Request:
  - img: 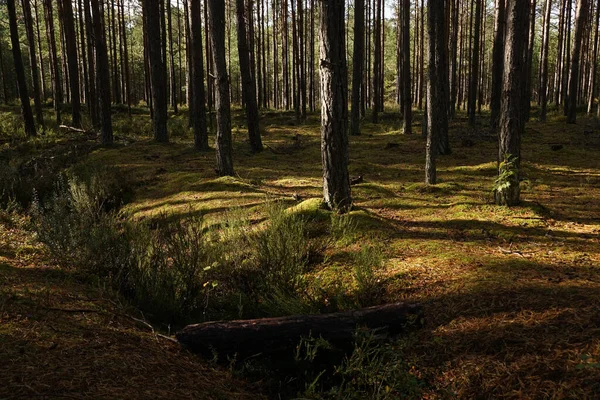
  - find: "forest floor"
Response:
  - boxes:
[2,106,600,398]
[0,214,264,399]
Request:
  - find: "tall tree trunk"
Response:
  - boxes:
[320,0,351,212]
[563,0,572,113]
[143,0,169,142]
[567,0,590,123]
[449,0,459,118]
[236,0,263,152]
[22,0,44,128]
[77,0,88,108]
[297,0,306,118]
[496,0,530,206]
[372,0,381,122]
[190,0,208,150]
[60,0,82,127]
[207,0,234,176]
[0,39,7,103]
[402,0,412,134]
[91,0,113,144]
[490,0,506,128]
[426,0,450,185]
[167,0,178,113]
[468,0,481,125]
[351,0,365,135]
[121,0,131,114]
[539,0,552,121]
[33,0,47,100]
[44,0,63,124]
[7,0,37,136]
[524,0,536,121]
[588,0,600,114]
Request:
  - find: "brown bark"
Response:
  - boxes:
[426,0,450,185]
[91,0,113,145]
[22,0,44,128]
[7,0,37,137]
[540,0,552,121]
[60,0,82,127]
[351,0,365,136]
[567,0,590,123]
[177,302,422,357]
[402,0,412,134]
[143,0,169,142]
[44,0,63,124]
[207,0,234,176]
[320,0,351,212]
[496,0,530,206]
[236,0,263,153]
[468,0,481,126]
[190,0,208,150]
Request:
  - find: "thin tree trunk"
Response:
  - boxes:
[33,0,47,100]
[83,0,97,125]
[567,0,590,123]
[320,0,351,213]
[7,0,37,136]
[540,0,552,121]
[190,0,208,150]
[372,0,381,122]
[21,0,44,128]
[143,0,169,142]
[490,0,506,128]
[45,0,63,124]
[236,0,263,152]
[588,0,600,114]
[207,0,234,176]
[167,0,178,113]
[60,0,82,127]
[402,0,412,134]
[468,0,481,125]
[426,0,450,185]
[91,0,113,144]
[351,0,365,135]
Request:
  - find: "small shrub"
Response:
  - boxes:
[253,202,311,294]
[297,332,422,399]
[353,246,384,307]
[330,213,358,245]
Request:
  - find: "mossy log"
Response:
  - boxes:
[176,302,422,357]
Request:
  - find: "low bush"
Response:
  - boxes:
[32,173,316,324]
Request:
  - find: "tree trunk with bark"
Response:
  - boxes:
[490,0,506,128]
[91,0,113,144]
[7,0,37,137]
[402,0,412,134]
[468,0,481,126]
[567,0,590,123]
[236,0,263,152]
[320,0,351,212]
[351,0,365,136]
[143,0,169,142]
[190,0,208,150]
[177,303,422,357]
[207,0,234,176]
[496,0,530,206]
[21,0,44,128]
[60,0,82,128]
[426,0,450,185]
[44,0,63,124]
[539,0,552,121]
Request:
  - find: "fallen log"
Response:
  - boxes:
[177,302,422,357]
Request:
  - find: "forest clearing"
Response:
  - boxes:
[2,106,599,398]
[2,0,600,398]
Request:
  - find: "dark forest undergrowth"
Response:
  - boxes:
[2,105,600,399]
